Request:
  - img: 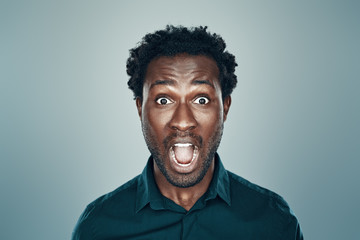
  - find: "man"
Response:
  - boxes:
[73,25,303,239]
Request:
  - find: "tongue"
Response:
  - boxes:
[173,145,194,164]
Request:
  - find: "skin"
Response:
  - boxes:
[136,54,231,211]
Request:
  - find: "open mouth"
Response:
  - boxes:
[170,143,198,167]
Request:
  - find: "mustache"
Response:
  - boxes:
[163,132,203,149]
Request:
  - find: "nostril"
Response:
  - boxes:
[188,126,196,130]
[170,123,196,131]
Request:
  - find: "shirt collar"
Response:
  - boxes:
[135,157,165,213]
[135,153,231,213]
[205,153,231,206]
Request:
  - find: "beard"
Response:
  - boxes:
[142,123,224,188]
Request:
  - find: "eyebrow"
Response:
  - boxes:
[192,79,215,89]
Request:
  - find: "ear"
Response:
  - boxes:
[136,97,143,120]
[223,95,231,122]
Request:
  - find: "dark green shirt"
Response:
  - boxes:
[73,154,303,239]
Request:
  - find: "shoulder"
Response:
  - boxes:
[228,171,290,211]
[227,171,301,234]
[72,175,140,239]
[92,175,139,211]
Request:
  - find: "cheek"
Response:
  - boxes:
[143,107,170,135]
[196,105,223,126]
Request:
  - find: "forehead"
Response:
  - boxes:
[145,54,219,82]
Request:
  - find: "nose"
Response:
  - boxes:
[169,102,197,131]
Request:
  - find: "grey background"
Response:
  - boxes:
[1,0,359,239]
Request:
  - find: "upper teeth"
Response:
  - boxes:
[174,143,192,147]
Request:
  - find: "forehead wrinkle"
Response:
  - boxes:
[149,79,177,89]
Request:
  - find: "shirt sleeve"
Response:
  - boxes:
[72,205,95,240]
[275,196,304,240]
[284,211,304,240]
[295,220,304,240]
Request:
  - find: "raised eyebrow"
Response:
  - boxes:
[192,79,215,89]
[149,80,176,89]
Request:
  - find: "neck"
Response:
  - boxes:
[153,159,215,211]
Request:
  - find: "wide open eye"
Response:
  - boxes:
[193,96,210,105]
[156,97,173,105]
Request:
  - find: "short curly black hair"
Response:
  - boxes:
[126,25,238,100]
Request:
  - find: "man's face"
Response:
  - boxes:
[136,54,231,188]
